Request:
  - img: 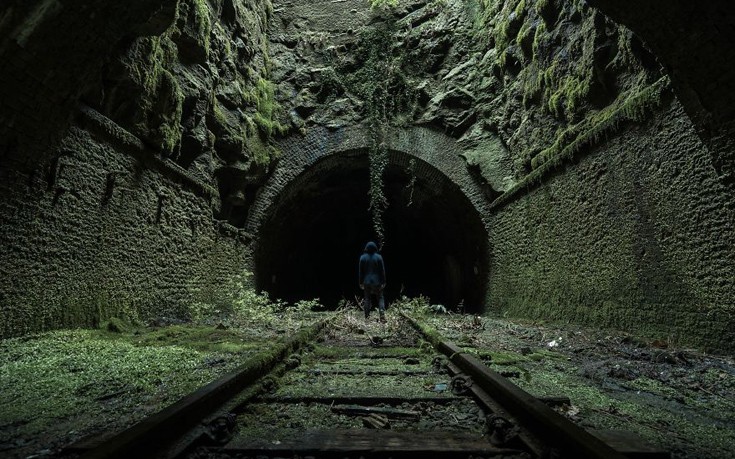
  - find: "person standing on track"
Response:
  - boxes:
[359,241,386,322]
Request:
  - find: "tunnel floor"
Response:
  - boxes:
[254,153,489,311]
[1,308,733,459]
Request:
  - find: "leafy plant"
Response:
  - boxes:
[392,295,433,316]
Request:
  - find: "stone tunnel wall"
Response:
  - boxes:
[0,0,275,337]
[488,97,735,353]
[0,111,250,338]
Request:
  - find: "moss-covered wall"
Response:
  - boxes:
[585,0,735,200]
[466,0,735,352]
[488,97,735,352]
[0,0,283,337]
[0,123,251,337]
[95,0,287,226]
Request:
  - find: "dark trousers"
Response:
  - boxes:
[363,284,385,317]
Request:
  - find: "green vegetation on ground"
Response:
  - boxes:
[0,326,251,442]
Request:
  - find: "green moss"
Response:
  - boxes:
[493,10,512,52]
[611,27,636,69]
[514,0,528,20]
[246,135,280,166]
[516,361,735,458]
[214,22,232,59]
[516,18,533,54]
[541,57,559,87]
[191,0,212,56]
[125,35,183,154]
[565,78,587,116]
[125,324,258,354]
[531,19,547,58]
[532,76,669,169]
[491,76,670,209]
[547,85,564,117]
[558,74,592,120]
[211,78,285,167]
[234,77,287,165]
[484,0,529,54]
[249,78,288,138]
[213,98,229,125]
[157,69,185,153]
[0,328,241,439]
[0,316,329,451]
[518,60,543,106]
[539,52,593,121]
[402,313,444,348]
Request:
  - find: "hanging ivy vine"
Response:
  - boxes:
[405,158,417,207]
[328,12,420,247]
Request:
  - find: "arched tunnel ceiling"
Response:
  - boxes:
[246,125,493,234]
[250,125,491,310]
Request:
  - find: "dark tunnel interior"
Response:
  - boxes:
[254,151,489,312]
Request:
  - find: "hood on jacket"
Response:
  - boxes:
[364,241,379,254]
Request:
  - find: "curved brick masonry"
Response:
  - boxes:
[245,124,492,237]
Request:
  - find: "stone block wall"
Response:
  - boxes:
[488,98,735,352]
[0,119,249,338]
[0,0,274,337]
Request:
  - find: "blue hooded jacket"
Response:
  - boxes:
[359,241,386,286]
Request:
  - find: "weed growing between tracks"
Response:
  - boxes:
[234,302,488,447]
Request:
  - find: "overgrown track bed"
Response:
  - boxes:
[67,311,669,459]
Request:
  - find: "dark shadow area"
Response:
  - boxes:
[255,151,489,312]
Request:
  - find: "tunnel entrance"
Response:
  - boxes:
[254,150,489,312]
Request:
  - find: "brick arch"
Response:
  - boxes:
[245,124,492,236]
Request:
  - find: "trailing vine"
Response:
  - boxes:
[406,158,417,207]
[328,9,419,247]
[369,139,389,246]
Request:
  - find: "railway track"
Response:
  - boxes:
[64,310,670,459]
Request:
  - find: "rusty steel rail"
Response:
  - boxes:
[77,316,333,459]
[403,312,630,459]
[68,312,664,459]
